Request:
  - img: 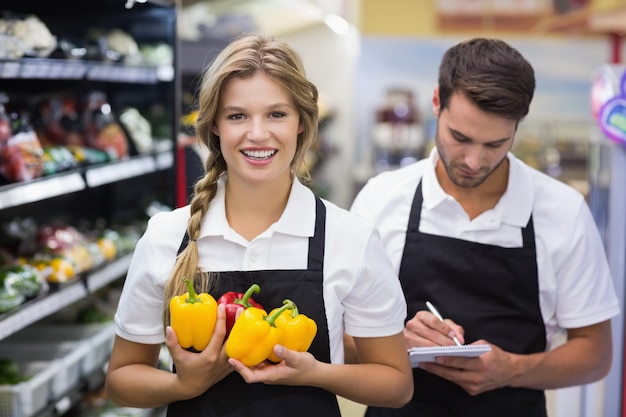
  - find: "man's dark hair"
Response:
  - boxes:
[438,38,535,122]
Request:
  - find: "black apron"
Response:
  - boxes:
[367,180,547,417]
[167,197,341,417]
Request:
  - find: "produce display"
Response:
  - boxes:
[0,11,174,186]
[0,219,141,314]
[0,90,130,185]
[24,224,127,283]
[0,6,177,417]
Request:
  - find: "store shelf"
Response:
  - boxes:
[85,254,133,293]
[85,155,157,188]
[0,59,174,84]
[588,6,626,32]
[28,367,160,417]
[0,1,178,415]
[83,149,173,187]
[434,0,553,32]
[0,172,85,210]
[0,254,132,340]
[535,4,626,33]
[0,150,173,210]
[88,63,174,83]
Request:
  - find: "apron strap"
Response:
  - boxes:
[308,197,326,272]
[521,215,535,249]
[406,181,424,233]
[177,230,190,256]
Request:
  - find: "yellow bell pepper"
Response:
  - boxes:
[268,299,317,363]
[169,278,218,352]
[224,302,293,367]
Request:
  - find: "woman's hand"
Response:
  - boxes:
[165,303,234,399]
[228,344,319,386]
[230,334,414,409]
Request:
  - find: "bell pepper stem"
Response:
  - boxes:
[266,299,295,326]
[184,278,201,304]
[235,283,261,307]
[282,299,300,318]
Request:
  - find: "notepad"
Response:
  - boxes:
[408,344,491,367]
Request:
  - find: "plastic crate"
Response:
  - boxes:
[0,339,87,400]
[0,322,115,377]
[81,323,115,375]
[0,359,59,417]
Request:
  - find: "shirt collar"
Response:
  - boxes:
[199,177,229,238]
[421,147,449,210]
[422,148,533,227]
[274,178,316,237]
[199,177,315,239]
[498,152,533,227]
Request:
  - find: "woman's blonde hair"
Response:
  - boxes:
[162,33,319,328]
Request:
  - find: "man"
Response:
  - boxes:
[350,38,620,417]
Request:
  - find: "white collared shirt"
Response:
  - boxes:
[114,178,407,363]
[351,149,620,348]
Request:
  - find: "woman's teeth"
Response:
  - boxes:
[242,150,276,159]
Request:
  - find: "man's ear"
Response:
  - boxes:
[432,87,441,118]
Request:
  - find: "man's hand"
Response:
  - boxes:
[418,341,514,396]
[404,310,465,348]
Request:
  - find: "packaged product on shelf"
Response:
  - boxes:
[0,14,57,58]
[105,28,142,64]
[32,96,112,171]
[41,145,80,176]
[0,94,44,183]
[34,96,85,147]
[36,224,92,278]
[82,91,129,160]
[84,27,141,64]
[119,107,154,154]
[0,263,48,313]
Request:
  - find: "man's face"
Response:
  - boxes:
[433,90,517,188]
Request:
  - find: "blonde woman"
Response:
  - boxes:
[105,33,412,417]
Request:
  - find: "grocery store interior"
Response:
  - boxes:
[1,0,626,416]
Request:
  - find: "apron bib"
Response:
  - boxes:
[367,181,547,417]
[167,198,341,417]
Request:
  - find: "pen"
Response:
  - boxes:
[426,301,462,346]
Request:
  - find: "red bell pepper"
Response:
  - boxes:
[218,283,263,337]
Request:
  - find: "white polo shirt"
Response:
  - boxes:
[351,149,620,348]
[114,178,407,363]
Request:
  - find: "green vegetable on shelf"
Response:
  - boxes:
[0,264,45,298]
[0,359,23,385]
[0,291,24,314]
[0,264,47,313]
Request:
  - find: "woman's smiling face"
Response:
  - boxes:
[212,71,302,188]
